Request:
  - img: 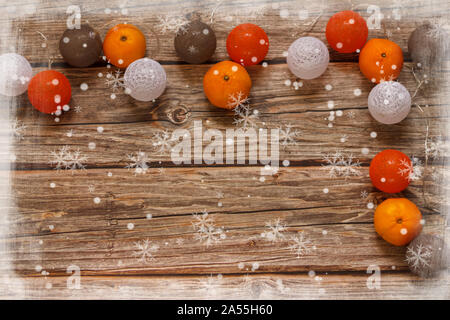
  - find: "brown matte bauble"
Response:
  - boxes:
[174,20,216,64]
[405,234,448,278]
[408,22,449,71]
[59,24,103,67]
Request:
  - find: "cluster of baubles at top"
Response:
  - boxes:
[0,11,447,125]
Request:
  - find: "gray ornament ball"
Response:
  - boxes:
[59,24,103,67]
[174,20,216,64]
[124,58,167,102]
[368,81,411,124]
[406,234,448,278]
[287,36,329,80]
[0,53,32,96]
[408,22,449,71]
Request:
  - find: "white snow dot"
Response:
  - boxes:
[80,83,88,91]
[52,79,59,86]
[391,64,397,70]
[97,126,104,133]
[322,230,328,235]
[371,78,377,83]
[259,177,266,183]
[50,183,56,188]
[118,59,124,65]
[202,28,209,35]
[349,19,355,24]
[63,37,70,43]
[367,202,374,209]
[262,62,268,67]
[35,265,42,272]
[54,95,61,103]
[213,70,219,75]
[400,228,407,235]
[308,270,315,277]
[353,88,361,96]
[282,160,290,167]
[94,197,101,204]
[251,56,258,63]
[231,66,238,72]
[146,213,152,219]
[238,262,245,269]
[336,110,343,117]
[381,177,386,183]
[110,93,116,100]
[327,100,334,109]
[88,142,96,150]
[370,131,377,138]
[361,147,369,155]
[282,51,288,57]
[259,39,265,45]
[325,84,333,91]
[336,42,343,49]
[97,72,103,77]
[107,172,113,177]
[127,223,134,230]
[284,79,292,86]
[323,188,329,194]
[420,219,425,225]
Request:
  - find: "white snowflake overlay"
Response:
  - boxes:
[133,239,159,263]
[105,69,125,92]
[192,211,226,247]
[426,137,448,160]
[322,151,361,178]
[50,146,87,173]
[125,151,150,175]
[398,156,423,182]
[157,14,189,34]
[152,130,176,154]
[279,124,301,148]
[11,118,27,140]
[406,243,432,272]
[261,218,287,242]
[288,233,315,258]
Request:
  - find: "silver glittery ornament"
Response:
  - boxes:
[287,36,329,80]
[0,53,32,97]
[368,81,411,124]
[124,58,167,102]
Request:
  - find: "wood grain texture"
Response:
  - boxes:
[0,0,449,299]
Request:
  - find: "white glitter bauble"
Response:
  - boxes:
[368,81,411,124]
[0,53,32,96]
[124,58,167,102]
[287,36,329,80]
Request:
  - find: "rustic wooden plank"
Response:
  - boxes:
[1,273,449,300]
[0,0,448,299]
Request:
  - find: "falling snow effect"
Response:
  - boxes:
[133,239,159,263]
[105,69,125,92]
[152,130,176,154]
[233,108,259,130]
[405,243,432,272]
[279,124,300,148]
[322,151,361,178]
[157,14,189,34]
[288,233,315,258]
[50,146,87,173]
[426,137,448,160]
[228,91,249,111]
[261,218,287,242]
[192,211,225,247]
[125,151,150,175]
[398,156,423,182]
[11,118,27,140]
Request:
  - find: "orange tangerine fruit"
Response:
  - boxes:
[203,61,252,110]
[359,38,403,83]
[103,24,146,68]
[374,198,423,246]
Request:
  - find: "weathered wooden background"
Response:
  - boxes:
[0,0,449,299]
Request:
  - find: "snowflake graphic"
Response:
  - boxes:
[74,106,82,113]
[133,239,159,264]
[426,137,448,160]
[261,218,286,243]
[105,69,125,92]
[187,45,198,54]
[322,151,361,178]
[50,146,87,173]
[288,233,315,258]
[233,108,259,130]
[11,118,27,140]
[360,190,369,199]
[200,274,222,296]
[125,151,150,175]
[346,111,356,119]
[398,156,423,182]
[157,14,189,34]
[279,124,300,148]
[228,91,249,110]
[152,130,176,154]
[192,211,225,247]
[405,243,432,272]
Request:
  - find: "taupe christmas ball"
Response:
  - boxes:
[59,24,103,67]
[174,20,216,64]
[408,22,449,71]
[406,234,447,278]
